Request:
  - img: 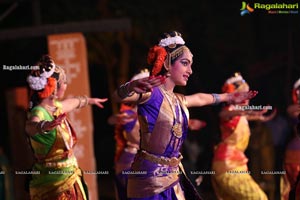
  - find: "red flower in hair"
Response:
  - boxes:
[38,77,57,99]
[222,83,236,93]
[147,45,167,76]
[292,89,299,104]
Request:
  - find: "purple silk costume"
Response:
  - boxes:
[114,109,140,200]
[127,86,189,200]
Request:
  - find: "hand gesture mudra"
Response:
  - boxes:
[42,113,66,132]
[89,98,108,108]
[130,75,167,93]
[247,108,277,122]
[229,91,258,104]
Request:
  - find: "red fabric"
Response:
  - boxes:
[292,89,299,104]
[114,104,134,161]
[214,143,247,162]
[221,114,240,140]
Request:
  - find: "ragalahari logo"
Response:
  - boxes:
[240,2,254,16]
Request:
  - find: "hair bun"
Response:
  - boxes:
[37,55,55,74]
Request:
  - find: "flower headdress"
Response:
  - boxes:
[159,35,185,48]
[27,55,58,99]
[147,33,186,76]
[147,45,168,76]
[292,78,300,104]
[130,68,150,81]
[294,78,300,90]
[222,72,248,93]
[27,63,55,91]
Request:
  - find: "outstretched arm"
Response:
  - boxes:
[246,108,277,122]
[112,75,166,103]
[25,113,66,136]
[61,96,108,113]
[219,107,277,122]
[219,109,246,120]
[185,91,258,108]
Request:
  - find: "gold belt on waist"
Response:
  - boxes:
[139,150,183,167]
[44,156,78,168]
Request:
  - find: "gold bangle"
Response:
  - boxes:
[75,95,89,109]
[83,95,89,107]
[36,121,47,133]
[76,96,82,109]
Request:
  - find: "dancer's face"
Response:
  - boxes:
[169,49,193,86]
[57,72,67,99]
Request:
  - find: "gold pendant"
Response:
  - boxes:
[172,122,182,138]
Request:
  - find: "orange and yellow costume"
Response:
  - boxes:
[212,73,268,200]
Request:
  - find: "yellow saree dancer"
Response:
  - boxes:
[28,101,88,200]
[212,73,268,200]
[212,113,268,200]
[25,55,107,200]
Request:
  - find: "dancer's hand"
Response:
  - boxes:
[89,98,108,108]
[42,113,66,132]
[246,108,277,122]
[188,119,207,131]
[195,175,203,186]
[129,75,166,93]
[229,90,258,104]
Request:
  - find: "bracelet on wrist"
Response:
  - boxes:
[75,95,89,109]
[37,121,49,134]
[124,82,135,97]
[212,93,221,105]
[117,82,135,99]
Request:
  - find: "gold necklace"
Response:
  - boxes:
[43,103,57,113]
[160,86,183,138]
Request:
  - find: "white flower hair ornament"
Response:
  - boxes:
[130,69,150,81]
[27,64,55,91]
[159,35,185,47]
[225,73,245,84]
[294,78,300,89]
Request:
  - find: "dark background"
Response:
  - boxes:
[0,0,299,199]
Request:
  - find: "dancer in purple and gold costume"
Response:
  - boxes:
[108,69,149,200]
[211,72,276,200]
[112,31,257,200]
